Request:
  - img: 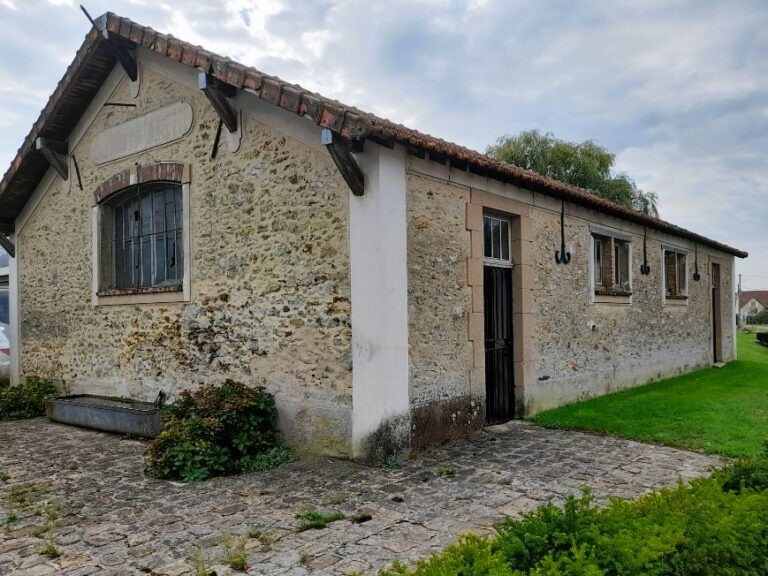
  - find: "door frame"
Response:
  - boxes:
[711,262,723,363]
[466,190,533,419]
[482,213,515,423]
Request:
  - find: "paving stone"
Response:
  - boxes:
[0,419,721,575]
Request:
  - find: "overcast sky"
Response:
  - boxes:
[1,0,766,288]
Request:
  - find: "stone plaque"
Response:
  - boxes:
[91,101,193,164]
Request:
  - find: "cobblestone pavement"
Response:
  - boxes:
[0,418,721,576]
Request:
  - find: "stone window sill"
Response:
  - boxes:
[594,293,632,305]
[97,285,182,297]
[95,284,186,306]
[664,295,689,307]
[595,288,632,297]
[594,288,632,305]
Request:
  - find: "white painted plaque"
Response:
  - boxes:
[91,101,193,164]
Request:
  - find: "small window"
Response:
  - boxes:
[100,182,183,291]
[0,248,8,269]
[483,214,511,264]
[592,233,631,296]
[664,250,688,298]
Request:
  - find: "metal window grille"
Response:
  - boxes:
[102,182,183,290]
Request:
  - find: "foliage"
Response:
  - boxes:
[752,308,768,325]
[239,446,296,472]
[487,130,659,215]
[383,457,768,576]
[222,531,248,571]
[0,377,57,421]
[190,547,215,576]
[532,332,768,457]
[145,380,281,482]
[295,510,345,532]
[381,458,406,470]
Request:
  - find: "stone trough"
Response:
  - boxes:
[45,395,162,438]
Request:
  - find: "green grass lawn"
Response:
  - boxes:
[531,331,768,457]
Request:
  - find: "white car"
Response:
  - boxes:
[0,324,9,358]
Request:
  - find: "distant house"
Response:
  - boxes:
[739,291,768,324]
[0,13,747,459]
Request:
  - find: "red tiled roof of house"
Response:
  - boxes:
[739,290,768,308]
[0,12,748,258]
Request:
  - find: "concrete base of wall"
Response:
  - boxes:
[523,352,713,415]
[353,411,411,465]
[411,395,485,450]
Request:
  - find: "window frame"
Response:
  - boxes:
[483,213,513,268]
[589,227,633,304]
[662,246,689,305]
[100,182,184,292]
[92,168,191,307]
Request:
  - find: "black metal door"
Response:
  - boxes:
[484,265,514,423]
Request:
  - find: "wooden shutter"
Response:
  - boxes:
[601,237,614,289]
[665,251,677,295]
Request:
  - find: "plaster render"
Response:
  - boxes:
[350,143,410,460]
[16,52,353,455]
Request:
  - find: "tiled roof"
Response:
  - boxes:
[739,290,768,308]
[0,12,748,258]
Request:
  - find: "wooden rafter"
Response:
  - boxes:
[83,7,138,82]
[35,137,68,181]
[198,72,238,133]
[321,129,364,197]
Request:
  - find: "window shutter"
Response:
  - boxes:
[619,242,630,289]
[601,238,614,288]
[665,251,677,295]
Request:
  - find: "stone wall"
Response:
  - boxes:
[404,158,736,426]
[526,198,734,412]
[17,55,352,455]
[405,173,482,448]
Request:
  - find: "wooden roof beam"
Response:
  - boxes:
[85,8,138,82]
[321,129,364,197]
[199,72,238,133]
[35,138,68,181]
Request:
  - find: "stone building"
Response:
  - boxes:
[0,13,746,459]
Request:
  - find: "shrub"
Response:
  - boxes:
[383,457,768,576]
[145,380,282,482]
[0,377,57,421]
[240,446,296,472]
[753,309,768,325]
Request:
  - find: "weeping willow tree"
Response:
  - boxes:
[487,130,659,217]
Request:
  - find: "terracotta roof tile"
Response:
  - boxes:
[739,290,768,308]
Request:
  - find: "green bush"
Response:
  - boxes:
[753,309,768,325]
[383,458,768,576]
[145,380,283,482]
[0,377,57,421]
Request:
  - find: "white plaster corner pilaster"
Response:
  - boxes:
[349,142,410,458]
[9,233,19,386]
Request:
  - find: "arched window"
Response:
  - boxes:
[99,181,183,291]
